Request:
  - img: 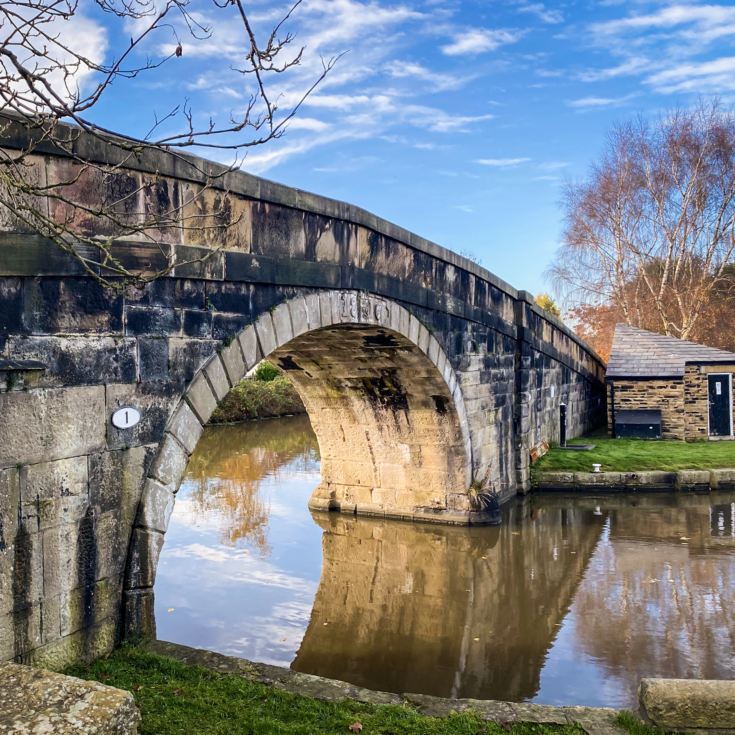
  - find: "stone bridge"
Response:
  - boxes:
[0,120,605,666]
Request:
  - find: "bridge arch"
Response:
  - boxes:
[123,290,476,636]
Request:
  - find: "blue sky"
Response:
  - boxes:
[73,0,735,296]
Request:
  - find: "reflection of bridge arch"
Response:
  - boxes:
[292,501,606,701]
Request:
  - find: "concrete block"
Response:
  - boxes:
[27,616,118,670]
[408,314,420,346]
[105,382,172,451]
[254,311,277,358]
[389,302,402,334]
[93,511,129,582]
[123,587,156,640]
[398,308,410,340]
[710,468,735,490]
[675,470,711,491]
[426,336,441,367]
[639,678,735,732]
[89,445,151,525]
[58,575,121,637]
[22,456,88,531]
[303,292,321,331]
[126,527,165,588]
[271,302,294,345]
[42,522,78,599]
[219,337,246,386]
[0,386,105,468]
[318,291,334,327]
[136,478,175,533]
[288,297,309,338]
[623,471,677,490]
[168,400,203,455]
[149,433,189,489]
[237,325,261,371]
[416,323,430,354]
[185,371,218,424]
[203,354,230,400]
[0,604,42,661]
[0,661,140,734]
[0,521,42,614]
[0,467,20,550]
[332,291,357,324]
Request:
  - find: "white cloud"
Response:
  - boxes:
[285,117,332,132]
[475,157,531,167]
[590,4,735,38]
[539,161,569,171]
[3,6,108,111]
[577,57,650,82]
[646,56,735,93]
[517,3,563,24]
[567,94,637,109]
[454,204,475,213]
[441,28,522,56]
[384,61,468,91]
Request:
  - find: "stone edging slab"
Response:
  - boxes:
[145,640,626,735]
[535,468,735,492]
[0,661,140,734]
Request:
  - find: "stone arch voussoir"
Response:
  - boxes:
[123,289,474,637]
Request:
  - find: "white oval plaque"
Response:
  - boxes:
[111,406,141,429]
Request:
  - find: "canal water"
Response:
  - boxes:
[154,416,735,709]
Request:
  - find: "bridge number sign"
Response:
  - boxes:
[111,406,142,429]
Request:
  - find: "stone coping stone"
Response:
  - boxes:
[535,469,735,492]
[0,662,140,734]
[146,640,625,735]
[639,678,735,733]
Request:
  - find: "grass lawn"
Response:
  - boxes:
[534,436,735,473]
[66,647,587,735]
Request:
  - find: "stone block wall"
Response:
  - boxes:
[608,364,735,441]
[607,378,686,439]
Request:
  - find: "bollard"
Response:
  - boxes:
[559,403,567,448]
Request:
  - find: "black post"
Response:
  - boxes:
[559,403,567,448]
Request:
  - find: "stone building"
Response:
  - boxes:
[607,325,735,441]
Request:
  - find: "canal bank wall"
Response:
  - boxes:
[144,640,626,735]
[535,468,735,493]
[143,640,735,735]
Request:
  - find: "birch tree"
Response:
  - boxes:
[551,101,735,342]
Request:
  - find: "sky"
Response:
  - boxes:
[42,0,735,297]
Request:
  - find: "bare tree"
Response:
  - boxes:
[0,0,337,287]
[551,101,735,343]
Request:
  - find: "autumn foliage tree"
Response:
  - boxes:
[550,102,735,358]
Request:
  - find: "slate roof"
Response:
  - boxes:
[607,324,735,378]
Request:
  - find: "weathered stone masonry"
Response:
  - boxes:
[0,119,605,667]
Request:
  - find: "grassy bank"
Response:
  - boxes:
[534,436,735,473]
[210,361,304,423]
[66,647,585,735]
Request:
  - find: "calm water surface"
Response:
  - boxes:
[155,416,735,709]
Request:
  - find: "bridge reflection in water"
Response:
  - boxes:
[154,418,735,708]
